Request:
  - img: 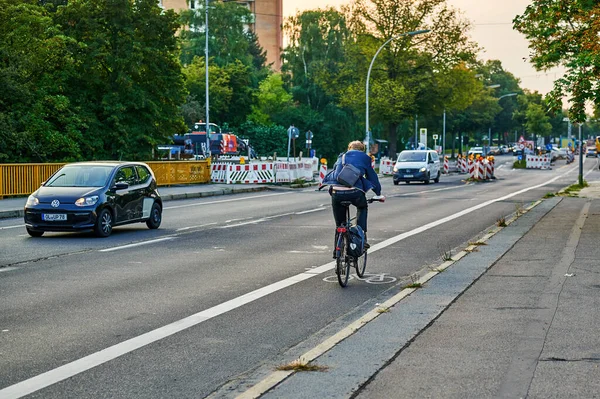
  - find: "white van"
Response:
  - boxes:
[393,150,441,185]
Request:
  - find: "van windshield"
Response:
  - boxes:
[397,152,426,162]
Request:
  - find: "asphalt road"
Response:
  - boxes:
[0,155,596,399]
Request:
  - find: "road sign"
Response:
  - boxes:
[288,126,299,139]
[519,143,525,150]
[306,130,313,140]
[432,134,438,140]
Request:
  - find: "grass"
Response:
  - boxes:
[276,360,328,372]
[376,307,391,314]
[468,241,487,246]
[561,181,589,197]
[515,203,525,216]
[497,216,507,227]
[513,159,527,169]
[403,283,422,289]
[543,192,556,198]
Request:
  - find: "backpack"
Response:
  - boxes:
[348,225,365,258]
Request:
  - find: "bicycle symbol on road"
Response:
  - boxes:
[323,272,397,284]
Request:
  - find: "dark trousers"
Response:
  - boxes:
[330,188,368,232]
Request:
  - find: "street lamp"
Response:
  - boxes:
[484,92,517,156]
[365,29,430,150]
[204,0,210,157]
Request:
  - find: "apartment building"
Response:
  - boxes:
[161,0,282,70]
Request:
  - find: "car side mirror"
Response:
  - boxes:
[113,182,129,190]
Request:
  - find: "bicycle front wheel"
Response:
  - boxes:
[355,250,367,278]
[336,234,351,287]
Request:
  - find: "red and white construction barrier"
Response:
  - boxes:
[228,163,275,184]
[443,156,449,174]
[379,157,394,175]
[526,155,551,169]
[319,164,327,185]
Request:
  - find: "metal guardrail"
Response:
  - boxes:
[0,161,211,197]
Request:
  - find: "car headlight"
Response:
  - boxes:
[393,167,398,172]
[75,196,99,207]
[26,195,39,206]
[419,167,427,173]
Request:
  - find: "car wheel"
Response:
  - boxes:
[405,181,410,184]
[393,181,399,185]
[146,202,162,229]
[434,171,440,183]
[26,227,44,237]
[424,173,430,184]
[94,208,113,237]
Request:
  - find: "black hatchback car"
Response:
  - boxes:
[24,161,162,237]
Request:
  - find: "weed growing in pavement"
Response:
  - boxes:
[515,203,525,216]
[497,216,507,227]
[376,307,391,314]
[561,181,589,197]
[276,360,328,372]
[468,241,487,246]
[438,244,453,262]
[543,192,556,198]
[404,283,423,289]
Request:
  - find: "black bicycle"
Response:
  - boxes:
[334,197,384,287]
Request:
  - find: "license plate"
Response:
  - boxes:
[43,214,67,221]
[404,174,413,178]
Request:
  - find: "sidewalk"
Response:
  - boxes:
[250,194,600,398]
[0,183,277,220]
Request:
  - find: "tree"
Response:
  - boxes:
[248,73,293,125]
[54,0,187,160]
[342,0,479,155]
[0,0,82,162]
[525,103,552,147]
[513,0,600,123]
[183,57,253,128]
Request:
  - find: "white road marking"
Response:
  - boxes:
[220,219,268,228]
[0,165,580,399]
[164,192,291,210]
[0,225,24,230]
[176,222,218,231]
[98,237,176,252]
[295,207,326,215]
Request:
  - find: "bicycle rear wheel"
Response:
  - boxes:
[355,250,367,278]
[336,234,351,287]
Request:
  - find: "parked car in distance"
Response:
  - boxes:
[467,147,484,157]
[24,161,162,237]
[586,147,597,157]
[500,145,510,154]
[488,146,501,155]
[393,150,441,185]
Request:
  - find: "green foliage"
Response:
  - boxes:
[51,0,187,160]
[0,1,82,162]
[525,103,552,138]
[248,74,293,125]
[514,1,600,123]
[237,121,288,157]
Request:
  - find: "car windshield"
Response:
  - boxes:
[397,152,426,162]
[45,165,113,187]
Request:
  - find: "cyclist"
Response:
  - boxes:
[322,140,384,256]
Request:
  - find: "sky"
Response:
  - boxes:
[282,0,564,97]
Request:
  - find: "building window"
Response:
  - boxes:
[190,0,196,9]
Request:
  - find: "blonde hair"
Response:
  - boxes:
[348,141,365,151]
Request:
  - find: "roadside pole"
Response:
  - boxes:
[579,124,583,186]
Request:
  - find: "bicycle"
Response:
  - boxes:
[334,197,384,287]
